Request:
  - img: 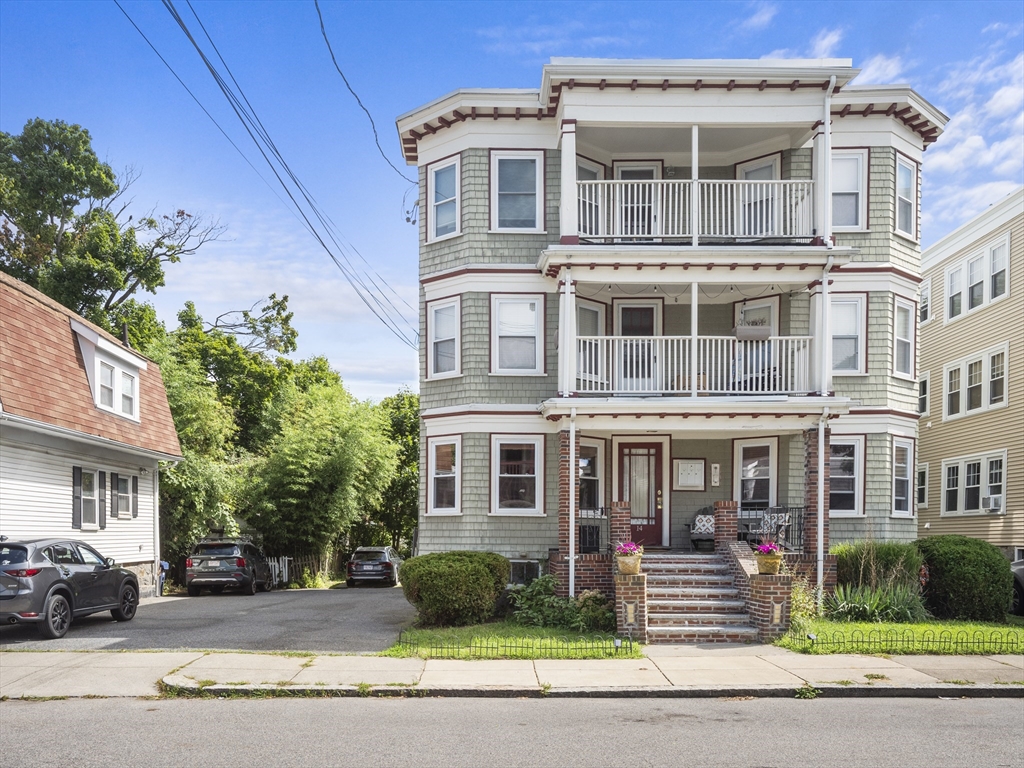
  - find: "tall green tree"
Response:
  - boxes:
[366,390,419,551]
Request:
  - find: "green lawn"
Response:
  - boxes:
[778,617,1024,655]
[382,621,643,660]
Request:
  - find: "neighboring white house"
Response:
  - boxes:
[0,271,182,596]
[398,57,947,613]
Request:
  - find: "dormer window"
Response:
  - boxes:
[96,356,138,418]
[71,319,146,422]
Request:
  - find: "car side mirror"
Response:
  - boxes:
[104,557,117,568]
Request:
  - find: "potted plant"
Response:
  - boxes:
[732,317,771,340]
[615,541,644,575]
[754,541,783,574]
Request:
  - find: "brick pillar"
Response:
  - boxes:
[555,429,582,597]
[803,426,831,558]
[747,573,793,642]
[610,501,631,548]
[713,500,738,551]
[614,573,648,643]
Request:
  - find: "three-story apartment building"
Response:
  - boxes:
[398,57,946,594]
[917,187,1023,561]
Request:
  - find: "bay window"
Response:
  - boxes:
[491,150,544,232]
[892,438,913,516]
[895,156,917,239]
[427,297,460,378]
[894,298,914,377]
[829,436,864,516]
[491,435,544,516]
[428,157,460,241]
[491,295,543,374]
[427,437,460,515]
[831,296,864,374]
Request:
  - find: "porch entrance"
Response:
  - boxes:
[618,441,664,546]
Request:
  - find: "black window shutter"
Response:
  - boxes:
[98,471,107,530]
[110,472,119,518]
[132,475,139,518]
[72,466,83,530]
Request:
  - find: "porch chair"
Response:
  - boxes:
[685,508,716,552]
[745,509,792,550]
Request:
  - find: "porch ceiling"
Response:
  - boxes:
[576,124,809,162]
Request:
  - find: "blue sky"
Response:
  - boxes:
[2,1,1021,399]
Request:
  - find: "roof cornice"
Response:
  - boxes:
[921,187,1024,270]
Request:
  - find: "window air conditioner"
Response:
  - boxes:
[982,495,1004,513]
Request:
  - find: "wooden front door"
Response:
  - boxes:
[619,442,664,546]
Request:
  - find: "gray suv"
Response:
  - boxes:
[185,537,272,596]
[0,538,139,639]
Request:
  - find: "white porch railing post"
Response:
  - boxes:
[560,120,578,242]
[691,125,699,247]
[690,282,699,396]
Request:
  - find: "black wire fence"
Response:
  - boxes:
[395,631,636,660]
[802,628,1022,655]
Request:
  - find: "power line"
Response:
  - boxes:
[313,0,416,185]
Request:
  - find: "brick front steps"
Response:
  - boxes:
[641,553,758,644]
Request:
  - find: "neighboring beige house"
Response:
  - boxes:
[917,187,1024,561]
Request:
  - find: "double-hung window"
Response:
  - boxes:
[491,295,543,374]
[81,469,99,528]
[947,268,962,319]
[491,435,544,516]
[943,342,1009,420]
[427,297,460,378]
[115,475,131,516]
[829,436,864,516]
[491,150,544,232]
[895,156,917,239]
[968,255,985,311]
[832,150,867,230]
[990,240,1008,299]
[919,279,931,323]
[427,436,460,515]
[96,356,138,419]
[831,296,864,374]
[945,235,1011,322]
[892,438,913,517]
[427,157,460,241]
[918,372,930,416]
[916,463,929,508]
[894,298,914,378]
[942,451,1007,515]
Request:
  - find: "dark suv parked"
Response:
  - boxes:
[346,547,402,587]
[185,537,272,596]
[0,538,139,639]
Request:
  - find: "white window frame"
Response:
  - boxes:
[828,435,865,518]
[81,468,99,530]
[732,437,778,510]
[919,277,932,324]
[578,438,605,514]
[918,371,930,417]
[490,150,545,233]
[916,462,929,509]
[942,341,1010,421]
[427,436,461,516]
[894,155,918,240]
[427,296,461,380]
[736,155,780,180]
[941,449,1008,517]
[892,437,914,517]
[830,295,866,375]
[831,149,868,232]
[893,296,915,379]
[734,295,780,335]
[491,294,544,375]
[95,354,139,421]
[115,474,132,517]
[491,434,545,517]
[943,234,1011,325]
[426,156,461,243]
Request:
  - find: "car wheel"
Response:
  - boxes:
[112,583,139,622]
[389,573,399,587]
[245,577,258,596]
[346,579,356,588]
[1013,583,1023,616]
[210,586,224,594]
[38,593,71,639]
[187,585,201,597]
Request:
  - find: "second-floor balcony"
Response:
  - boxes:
[577,179,816,244]
[574,334,812,396]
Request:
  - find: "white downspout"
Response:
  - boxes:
[820,255,834,396]
[568,407,577,597]
[823,75,836,247]
[817,407,829,611]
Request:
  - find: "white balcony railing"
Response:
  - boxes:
[575,335,812,395]
[576,179,815,241]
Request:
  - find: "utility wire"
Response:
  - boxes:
[313,0,416,185]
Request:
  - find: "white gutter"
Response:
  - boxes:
[568,407,577,597]
[816,406,829,611]
[0,412,182,464]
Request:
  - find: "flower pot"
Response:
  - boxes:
[616,555,642,575]
[756,553,783,575]
[733,325,772,340]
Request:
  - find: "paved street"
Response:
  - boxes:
[0,586,416,652]
[0,697,1021,768]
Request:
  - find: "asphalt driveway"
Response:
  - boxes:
[0,585,417,653]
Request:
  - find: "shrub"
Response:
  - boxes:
[789,574,818,632]
[832,540,923,589]
[915,536,1013,622]
[824,583,929,623]
[400,551,509,626]
[298,567,327,589]
[508,575,615,632]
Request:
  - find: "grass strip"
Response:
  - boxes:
[778,618,1024,655]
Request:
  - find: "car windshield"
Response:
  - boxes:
[352,551,386,561]
[0,546,28,565]
[195,544,240,556]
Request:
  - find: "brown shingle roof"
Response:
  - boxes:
[0,271,182,458]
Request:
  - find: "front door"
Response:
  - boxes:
[619,442,664,546]
[616,303,659,392]
[615,164,660,237]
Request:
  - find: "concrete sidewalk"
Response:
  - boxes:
[1,646,1021,699]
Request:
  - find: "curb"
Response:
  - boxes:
[159,676,1024,700]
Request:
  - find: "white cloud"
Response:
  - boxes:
[477,21,636,57]
[854,54,905,85]
[810,28,843,58]
[740,2,777,32]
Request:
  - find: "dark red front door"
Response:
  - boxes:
[619,442,663,546]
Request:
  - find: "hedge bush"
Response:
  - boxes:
[915,535,1013,622]
[508,575,616,632]
[400,551,510,626]
[832,540,923,589]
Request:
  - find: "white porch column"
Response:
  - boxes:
[690,125,699,247]
[558,271,570,395]
[690,281,699,396]
[560,120,579,244]
[567,267,577,395]
[823,76,836,244]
